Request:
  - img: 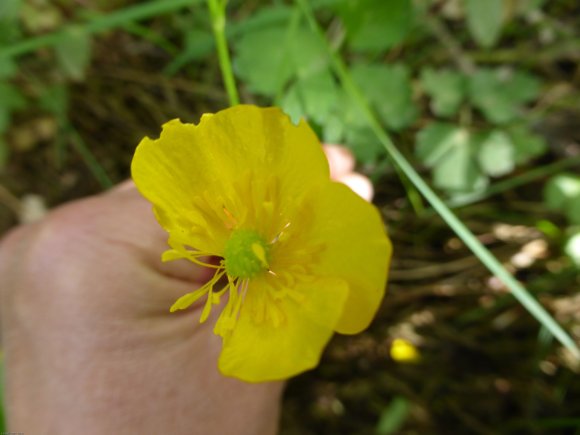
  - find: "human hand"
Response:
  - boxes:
[0,145,369,433]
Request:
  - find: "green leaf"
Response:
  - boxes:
[416,122,462,167]
[433,136,485,194]
[0,56,18,79]
[351,62,416,131]
[337,0,413,53]
[477,130,515,177]
[465,0,504,48]
[376,396,411,435]
[322,113,345,144]
[544,174,580,225]
[0,81,26,132]
[344,126,384,164]
[420,68,466,117]
[281,70,339,125]
[565,231,580,267]
[417,122,486,193]
[505,70,541,102]
[0,0,21,21]
[508,125,547,164]
[468,68,541,124]
[234,23,326,97]
[54,26,92,81]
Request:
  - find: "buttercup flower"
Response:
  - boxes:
[131,105,392,382]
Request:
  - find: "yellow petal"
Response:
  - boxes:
[297,182,392,334]
[218,276,348,382]
[131,106,330,252]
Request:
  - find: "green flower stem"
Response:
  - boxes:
[206,0,240,107]
[295,0,580,359]
[0,0,199,59]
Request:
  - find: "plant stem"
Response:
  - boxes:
[295,0,580,360]
[206,0,240,106]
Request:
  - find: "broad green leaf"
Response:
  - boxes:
[281,70,339,125]
[508,125,547,164]
[417,122,486,193]
[233,4,292,33]
[465,0,504,48]
[505,70,541,102]
[345,126,384,164]
[322,113,345,144]
[55,26,92,81]
[235,27,291,95]
[337,0,413,53]
[420,68,466,117]
[351,62,416,130]
[544,174,580,224]
[416,122,463,167]
[234,24,326,97]
[468,68,541,124]
[337,92,368,129]
[477,130,515,177]
[433,135,484,193]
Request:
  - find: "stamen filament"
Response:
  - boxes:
[169,268,226,313]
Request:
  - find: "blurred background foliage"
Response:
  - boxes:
[0,0,579,433]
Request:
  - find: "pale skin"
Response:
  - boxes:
[0,145,371,433]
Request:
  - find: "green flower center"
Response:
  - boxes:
[224,229,270,279]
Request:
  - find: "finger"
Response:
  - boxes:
[323,144,355,180]
[102,185,214,284]
[336,172,374,202]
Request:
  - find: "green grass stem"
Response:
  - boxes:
[206,0,240,106]
[296,0,579,359]
[69,129,113,189]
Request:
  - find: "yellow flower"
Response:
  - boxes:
[390,339,420,363]
[131,105,392,382]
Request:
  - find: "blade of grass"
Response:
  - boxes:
[206,0,239,106]
[295,0,579,359]
[68,128,113,189]
[122,22,179,55]
[0,0,201,60]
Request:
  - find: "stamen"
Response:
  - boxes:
[223,206,238,228]
[169,268,226,313]
[270,221,291,244]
